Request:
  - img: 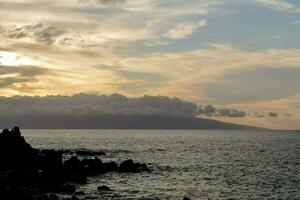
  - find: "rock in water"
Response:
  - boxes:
[97,185,113,191]
[119,159,150,173]
[0,127,151,200]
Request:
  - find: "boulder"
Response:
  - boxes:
[81,157,103,175]
[119,159,149,173]
[97,185,112,191]
[63,156,83,172]
[102,161,118,172]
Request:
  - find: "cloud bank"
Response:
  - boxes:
[197,105,284,118]
[0,94,197,118]
[197,105,247,118]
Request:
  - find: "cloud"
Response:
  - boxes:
[253,0,300,13]
[254,112,279,118]
[197,105,247,118]
[58,28,150,48]
[218,108,247,118]
[1,23,65,45]
[197,104,289,119]
[268,111,278,118]
[0,64,50,89]
[74,0,150,10]
[164,20,207,40]
[0,93,197,118]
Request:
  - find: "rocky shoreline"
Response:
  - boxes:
[0,127,152,200]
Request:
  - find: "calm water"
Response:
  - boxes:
[22,130,300,200]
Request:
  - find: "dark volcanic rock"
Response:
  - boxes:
[81,157,103,175]
[103,161,118,172]
[0,127,151,200]
[119,159,150,173]
[64,156,83,172]
[0,127,39,170]
[97,185,113,191]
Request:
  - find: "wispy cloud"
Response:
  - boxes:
[1,23,64,45]
[164,20,207,40]
[254,0,300,13]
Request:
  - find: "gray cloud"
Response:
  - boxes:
[268,112,279,118]
[198,105,286,118]
[197,105,246,118]
[0,93,197,118]
[1,23,65,45]
[254,112,281,118]
[255,113,266,118]
[0,64,49,88]
[218,108,247,118]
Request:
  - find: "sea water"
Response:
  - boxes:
[22,130,300,200]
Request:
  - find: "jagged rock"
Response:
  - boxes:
[103,161,119,172]
[62,156,87,183]
[119,159,149,173]
[183,197,191,200]
[0,127,151,200]
[63,156,84,176]
[97,185,112,191]
[81,157,103,175]
[0,127,39,170]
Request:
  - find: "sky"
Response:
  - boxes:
[0,0,300,129]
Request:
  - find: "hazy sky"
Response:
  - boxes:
[0,0,300,129]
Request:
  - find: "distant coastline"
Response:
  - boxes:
[0,94,270,130]
[0,115,263,130]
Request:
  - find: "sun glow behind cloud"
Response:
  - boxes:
[0,51,40,67]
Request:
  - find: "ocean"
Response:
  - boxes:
[22,129,300,200]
